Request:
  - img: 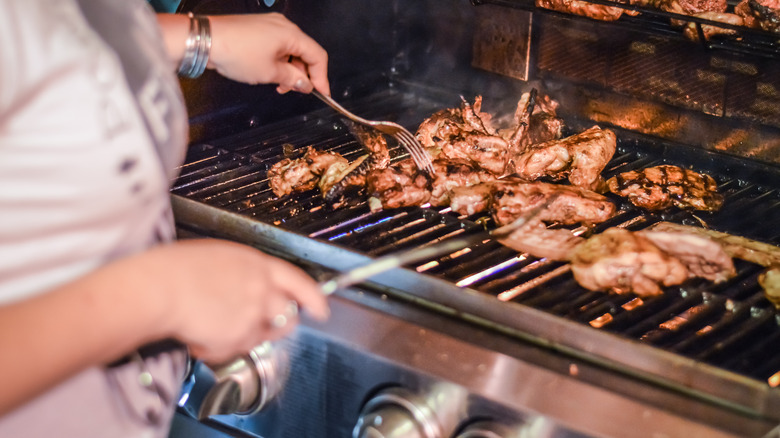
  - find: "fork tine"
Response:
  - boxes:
[397,130,435,175]
[311,91,435,174]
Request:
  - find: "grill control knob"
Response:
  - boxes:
[455,421,514,438]
[352,387,443,438]
[455,418,557,438]
[197,341,289,419]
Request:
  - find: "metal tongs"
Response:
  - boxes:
[319,193,561,295]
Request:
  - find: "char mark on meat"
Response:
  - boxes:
[345,121,392,169]
[760,267,780,309]
[492,180,616,226]
[571,227,736,297]
[606,164,723,211]
[638,230,736,282]
[504,89,538,176]
[439,133,511,175]
[498,221,586,261]
[742,0,780,32]
[535,0,628,21]
[512,126,617,191]
[571,228,690,297]
[267,146,349,197]
[430,159,498,207]
[449,183,496,216]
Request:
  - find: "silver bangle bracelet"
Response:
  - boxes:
[177,12,212,79]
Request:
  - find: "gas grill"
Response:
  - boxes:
[169,0,780,437]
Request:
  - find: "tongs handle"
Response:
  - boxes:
[319,193,560,295]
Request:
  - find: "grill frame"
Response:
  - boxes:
[171,87,780,421]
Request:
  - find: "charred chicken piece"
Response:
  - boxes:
[429,159,497,207]
[571,227,736,296]
[649,222,780,267]
[649,222,780,308]
[535,0,627,21]
[682,12,745,41]
[638,230,736,283]
[449,183,496,216]
[606,164,723,211]
[649,0,728,26]
[366,159,431,211]
[322,123,394,207]
[267,146,348,197]
[498,221,586,261]
[744,0,780,32]
[492,180,616,227]
[571,228,690,297]
[526,112,565,149]
[415,96,496,156]
[512,126,617,191]
[439,133,511,176]
[417,93,565,177]
[345,121,392,169]
[735,0,761,28]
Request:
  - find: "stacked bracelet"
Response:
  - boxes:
[177,12,212,79]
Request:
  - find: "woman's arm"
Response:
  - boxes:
[0,239,329,416]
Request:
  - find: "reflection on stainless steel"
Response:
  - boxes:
[352,384,468,438]
[197,340,290,419]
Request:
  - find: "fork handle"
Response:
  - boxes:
[312,90,372,126]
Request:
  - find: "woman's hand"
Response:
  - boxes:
[155,239,330,364]
[207,13,330,95]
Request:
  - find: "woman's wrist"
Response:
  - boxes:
[177,12,212,78]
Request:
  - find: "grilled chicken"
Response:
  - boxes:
[346,121,392,169]
[571,228,691,296]
[649,222,780,308]
[571,227,736,296]
[416,96,497,155]
[760,266,780,308]
[512,126,617,191]
[416,93,567,178]
[638,230,736,282]
[643,0,728,26]
[649,222,780,267]
[742,0,780,32]
[498,222,585,261]
[606,164,723,211]
[535,0,627,21]
[268,146,348,197]
[429,159,497,207]
[492,181,616,226]
[682,12,745,41]
[366,159,431,211]
[439,133,511,175]
[449,183,496,216]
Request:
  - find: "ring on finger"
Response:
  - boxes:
[271,300,299,329]
[271,313,288,329]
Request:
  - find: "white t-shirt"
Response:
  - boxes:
[0,0,189,436]
[0,0,187,302]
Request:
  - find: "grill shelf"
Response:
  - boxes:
[172,89,780,419]
[476,0,780,60]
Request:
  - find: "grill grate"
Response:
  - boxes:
[172,90,780,386]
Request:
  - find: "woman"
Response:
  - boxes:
[0,0,330,436]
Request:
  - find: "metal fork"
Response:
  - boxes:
[312,90,435,175]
